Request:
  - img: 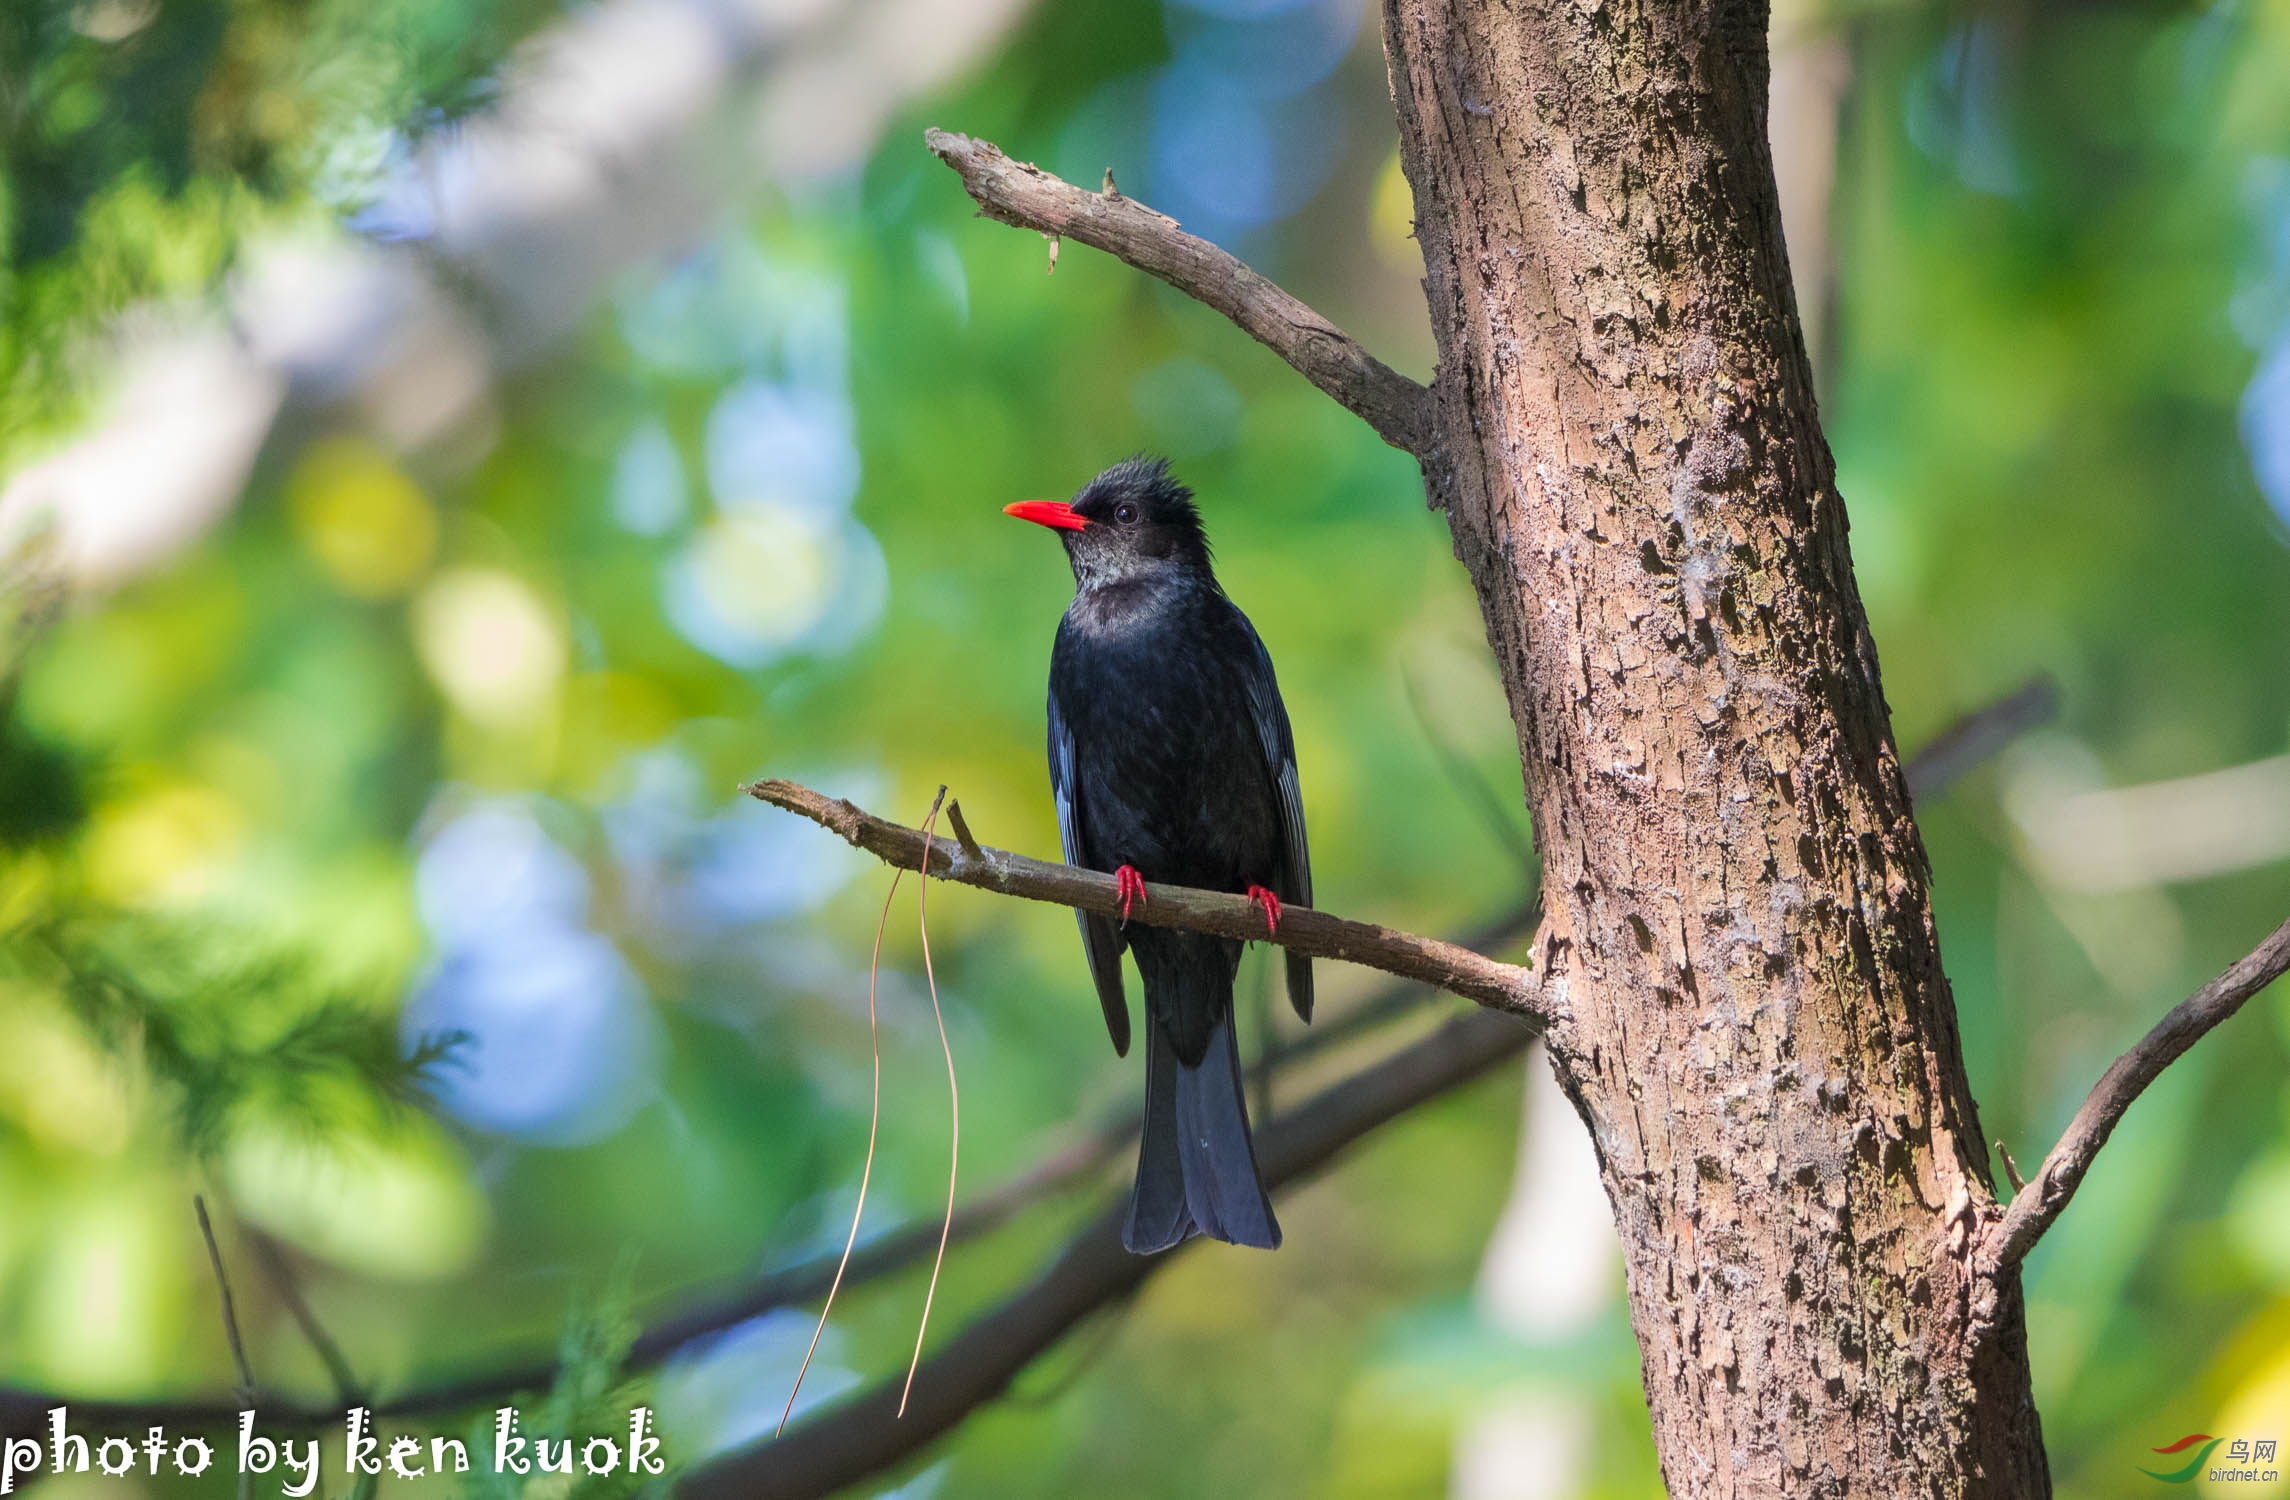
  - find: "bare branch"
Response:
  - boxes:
[194,1196,255,1409]
[677,1005,1544,1500]
[247,1230,363,1406]
[745,778,1544,1019]
[945,799,985,862]
[1980,913,2290,1274]
[925,129,1432,456]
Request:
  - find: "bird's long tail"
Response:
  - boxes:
[1125,1008,1279,1253]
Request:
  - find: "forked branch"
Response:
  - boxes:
[743,778,1546,1019]
[924,129,1431,457]
[1982,912,2290,1274]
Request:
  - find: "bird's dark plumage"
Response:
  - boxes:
[1013,457,1312,1253]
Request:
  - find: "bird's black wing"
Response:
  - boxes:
[1237,615,1314,1022]
[1049,689,1132,1056]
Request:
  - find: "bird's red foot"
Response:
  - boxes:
[1115,865,1148,923]
[1246,885,1281,936]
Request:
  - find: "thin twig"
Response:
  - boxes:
[925,129,1430,456]
[1994,1141,2025,1194]
[1980,913,2290,1275]
[195,1196,257,1500]
[194,1197,255,1408]
[743,779,1545,1018]
[246,1230,362,1405]
[900,793,959,1417]
[946,800,985,863]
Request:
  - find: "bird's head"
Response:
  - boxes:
[1004,457,1213,591]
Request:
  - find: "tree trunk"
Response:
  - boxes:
[1380,1,2052,1492]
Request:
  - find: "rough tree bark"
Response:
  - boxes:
[1379,0,2050,1494]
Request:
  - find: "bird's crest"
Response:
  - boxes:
[1074,455,1213,571]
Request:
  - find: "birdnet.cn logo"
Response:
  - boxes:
[2140,1434,2281,1484]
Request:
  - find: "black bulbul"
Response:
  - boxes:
[1004,457,1313,1253]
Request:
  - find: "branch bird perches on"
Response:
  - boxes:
[750,708,2290,1295]
[743,779,1548,1020]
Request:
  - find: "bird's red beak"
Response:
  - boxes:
[1003,500,1089,532]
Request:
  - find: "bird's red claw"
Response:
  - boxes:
[1115,865,1148,923]
[1246,885,1281,935]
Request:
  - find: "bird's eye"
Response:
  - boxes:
[1114,503,1138,524]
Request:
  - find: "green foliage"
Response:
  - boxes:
[454,1251,664,1500]
[0,574,84,845]
[539,1250,642,1448]
[13,918,462,1158]
[0,0,569,452]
